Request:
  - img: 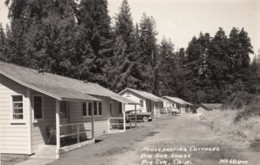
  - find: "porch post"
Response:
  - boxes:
[134,104,137,127]
[55,100,60,159]
[91,101,94,139]
[26,88,32,154]
[122,103,126,132]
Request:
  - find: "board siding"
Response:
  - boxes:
[31,90,56,153]
[0,75,29,154]
[121,92,147,112]
[0,74,122,155]
[70,100,114,138]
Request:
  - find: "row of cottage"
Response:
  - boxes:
[0,61,192,159]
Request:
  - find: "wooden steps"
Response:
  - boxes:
[31,145,57,160]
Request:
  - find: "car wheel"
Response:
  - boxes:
[172,112,177,116]
[143,117,149,122]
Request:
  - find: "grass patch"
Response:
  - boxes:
[200,109,260,147]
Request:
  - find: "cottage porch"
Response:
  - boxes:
[31,99,95,159]
[32,97,138,159]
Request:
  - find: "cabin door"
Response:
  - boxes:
[109,102,113,117]
[60,101,70,135]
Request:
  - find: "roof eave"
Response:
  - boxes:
[0,71,62,100]
[61,97,101,102]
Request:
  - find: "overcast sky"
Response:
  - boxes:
[108,0,260,54]
[1,0,259,54]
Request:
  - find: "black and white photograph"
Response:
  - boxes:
[0,0,260,165]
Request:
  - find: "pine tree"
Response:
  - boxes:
[23,0,80,74]
[108,0,137,92]
[4,0,29,65]
[174,48,188,99]
[228,27,255,93]
[77,0,113,86]
[5,0,92,79]
[158,38,176,96]
[138,13,158,94]
[206,28,230,102]
[0,23,6,61]
[185,33,211,103]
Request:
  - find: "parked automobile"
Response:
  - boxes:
[160,107,170,114]
[125,110,153,122]
[170,108,181,115]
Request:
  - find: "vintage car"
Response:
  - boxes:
[125,109,153,122]
[170,108,181,115]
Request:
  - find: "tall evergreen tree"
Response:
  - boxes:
[77,0,113,86]
[158,38,176,96]
[108,0,137,92]
[185,33,211,103]
[174,48,188,99]
[0,23,6,61]
[4,0,92,79]
[228,27,255,93]
[138,13,159,94]
[4,0,29,65]
[23,0,80,75]
[206,28,230,102]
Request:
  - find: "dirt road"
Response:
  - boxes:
[50,114,260,165]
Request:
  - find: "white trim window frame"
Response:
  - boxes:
[32,95,44,122]
[140,100,144,107]
[11,95,25,122]
[82,102,93,118]
[93,101,102,116]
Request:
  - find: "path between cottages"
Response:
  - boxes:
[48,114,260,165]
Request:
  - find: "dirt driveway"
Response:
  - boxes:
[50,114,260,165]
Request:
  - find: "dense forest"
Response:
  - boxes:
[0,0,259,106]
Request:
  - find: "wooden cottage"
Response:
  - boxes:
[200,103,222,111]
[118,88,163,117]
[161,96,192,113]
[160,98,172,115]
[195,105,207,113]
[0,62,137,159]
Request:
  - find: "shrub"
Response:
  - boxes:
[223,91,256,110]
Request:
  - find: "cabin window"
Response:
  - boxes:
[12,95,23,120]
[93,101,102,116]
[93,101,103,116]
[98,102,102,115]
[94,101,98,115]
[60,101,67,118]
[88,102,92,116]
[33,95,44,120]
[82,102,87,116]
[109,103,112,116]
[119,102,122,114]
[82,102,93,117]
[140,100,144,107]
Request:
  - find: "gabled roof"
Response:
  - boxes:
[161,98,170,103]
[201,103,222,110]
[162,96,192,105]
[0,61,138,104]
[118,88,162,102]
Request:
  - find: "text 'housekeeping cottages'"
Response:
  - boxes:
[0,61,138,159]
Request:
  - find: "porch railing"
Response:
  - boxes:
[108,117,124,132]
[108,117,137,133]
[59,122,92,145]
